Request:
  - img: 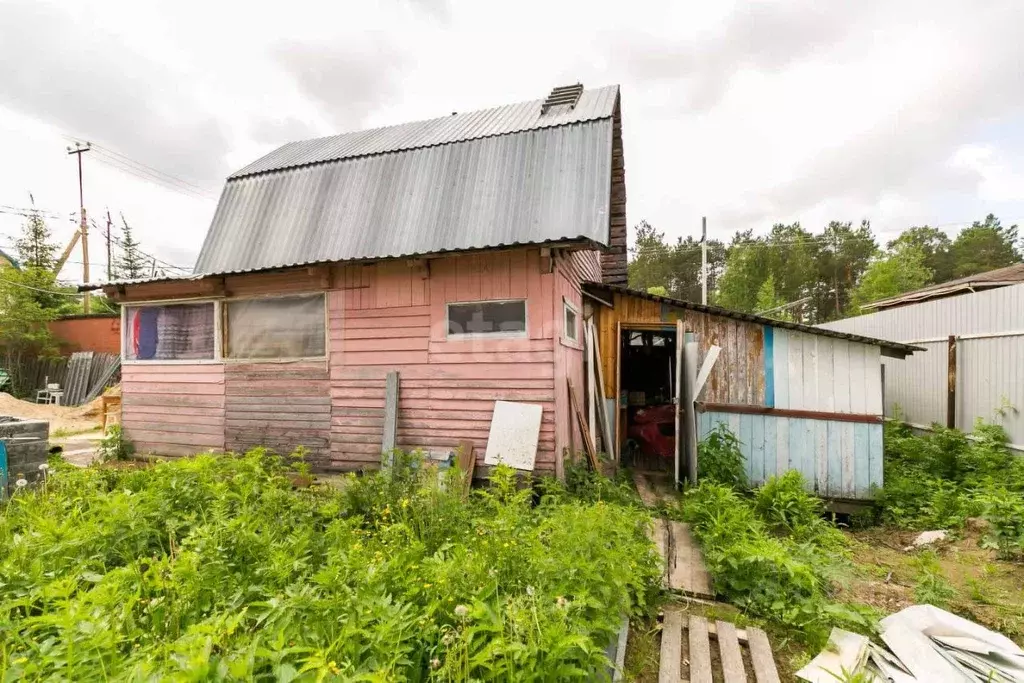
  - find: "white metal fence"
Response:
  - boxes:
[820,284,1024,450]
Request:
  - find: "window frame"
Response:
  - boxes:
[120,291,330,365]
[121,298,222,365]
[562,297,580,344]
[221,292,329,362]
[445,298,528,340]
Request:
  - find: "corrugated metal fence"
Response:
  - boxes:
[820,284,1024,450]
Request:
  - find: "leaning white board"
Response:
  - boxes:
[484,400,543,471]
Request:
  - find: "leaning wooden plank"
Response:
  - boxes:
[456,439,475,497]
[381,371,399,466]
[612,616,629,683]
[568,379,600,471]
[589,319,614,460]
[658,608,682,683]
[748,627,782,683]
[716,620,747,683]
[688,615,713,683]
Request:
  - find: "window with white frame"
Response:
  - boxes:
[125,302,215,361]
[447,300,526,338]
[224,294,326,359]
[563,299,579,343]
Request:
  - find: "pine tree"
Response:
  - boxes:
[116,214,146,280]
[15,208,58,271]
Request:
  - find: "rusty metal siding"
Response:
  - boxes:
[231,86,619,178]
[195,120,613,275]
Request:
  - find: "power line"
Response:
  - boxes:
[62,136,220,202]
[0,276,82,297]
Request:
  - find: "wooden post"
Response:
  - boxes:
[946,335,957,429]
[382,371,399,465]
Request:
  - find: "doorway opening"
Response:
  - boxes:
[619,326,678,473]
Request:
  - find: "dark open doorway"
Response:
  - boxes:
[619,326,678,472]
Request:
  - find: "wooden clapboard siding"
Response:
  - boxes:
[698,410,882,499]
[328,248,559,473]
[224,361,331,463]
[770,329,883,415]
[560,249,602,285]
[553,256,586,473]
[121,363,225,456]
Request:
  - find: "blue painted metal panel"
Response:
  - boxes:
[697,410,883,499]
[763,326,775,408]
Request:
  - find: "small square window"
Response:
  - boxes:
[447,300,526,338]
[563,300,579,343]
[225,294,326,359]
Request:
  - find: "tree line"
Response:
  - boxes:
[627,214,1021,324]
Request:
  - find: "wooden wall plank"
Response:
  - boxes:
[773,329,789,409]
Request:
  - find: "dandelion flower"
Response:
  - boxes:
[454,604,469,618]
[38,463,49,471]
[430,658,441,669]
[556,596,568,608]
[15,478,27,488]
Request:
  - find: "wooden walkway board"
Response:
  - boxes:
[716,620,747,683]
[658,609,682,683]
[647,518,669,588]
[747,627,782,683]
[688,616,713,683]
[668,521,715,598]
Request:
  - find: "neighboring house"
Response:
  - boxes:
[84,83,918,492]
[821,281,1024,451]
[85,84,627,476]
[584,284,919,500]
[49,314,122,355]
[0,248,19,270]
[860,262,1024,311]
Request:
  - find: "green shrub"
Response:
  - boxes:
[697,424,747,488]
[876,419,1024,560]
[681,479,869,647]
[96,424,134,462]
[0,451,660,680]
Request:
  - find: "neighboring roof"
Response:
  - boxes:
[584,282,924,357]
[193,84,620,276]
[861,262,1024,311]
[0,247,19,270]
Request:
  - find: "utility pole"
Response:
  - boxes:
[105,210,113,281]
[701,216,708,305]
[67,142,92,312]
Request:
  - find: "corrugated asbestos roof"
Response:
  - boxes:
[584,282,924,357]
[231,85,619,178]
[861,262,1024,310]
[192,85,620,276]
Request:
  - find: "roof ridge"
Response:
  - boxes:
[229,84,620,180]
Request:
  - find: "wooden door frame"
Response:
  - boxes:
[615,322,679,472]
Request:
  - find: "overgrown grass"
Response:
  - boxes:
[874,420,1024,559]
[0,450,660,680]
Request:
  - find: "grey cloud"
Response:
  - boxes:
[274,39,408,132]
[724,3,1024,228]
[612,0,881,111]
[0,0,231,188]
[249,116,324,147]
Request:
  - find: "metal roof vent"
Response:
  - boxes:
[541,83,583,114]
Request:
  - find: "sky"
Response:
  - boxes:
[0,0,1022,284]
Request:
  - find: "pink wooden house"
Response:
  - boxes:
[87,84,627,477]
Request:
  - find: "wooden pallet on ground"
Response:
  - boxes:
[660,609,781,683]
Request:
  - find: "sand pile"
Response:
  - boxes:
[0,391,107,433]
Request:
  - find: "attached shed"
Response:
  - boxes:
[584,283,921,500]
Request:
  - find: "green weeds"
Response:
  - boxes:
[696,423,747,488]
[876,420,1024,559]
[0,450,659,680]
